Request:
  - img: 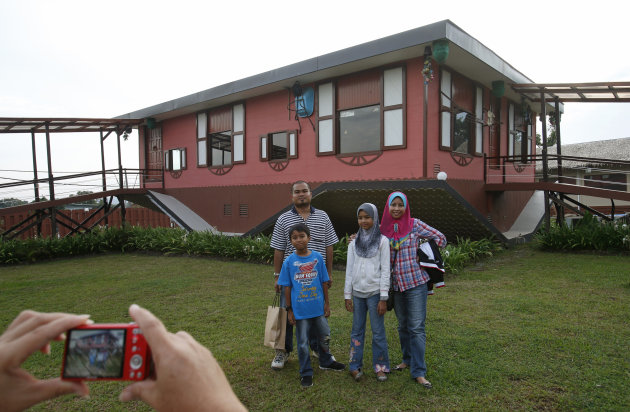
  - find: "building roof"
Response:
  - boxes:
[118,20,546,123]
[536,137,630,171]
[541,137,630,160]
[0,118,143,134]
[512,82,630,103]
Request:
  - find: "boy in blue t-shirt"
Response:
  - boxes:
[277,223,346,387]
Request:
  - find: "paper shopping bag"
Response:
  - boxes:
[263,293,287,350]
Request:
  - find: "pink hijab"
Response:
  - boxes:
[381,191,413,249]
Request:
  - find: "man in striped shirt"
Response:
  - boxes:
[270,181,339,370]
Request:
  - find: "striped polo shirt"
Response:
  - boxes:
[270,205,339,263]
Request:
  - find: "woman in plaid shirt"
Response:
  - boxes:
[381,191,446,389]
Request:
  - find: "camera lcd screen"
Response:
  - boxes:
[63,328,127,378]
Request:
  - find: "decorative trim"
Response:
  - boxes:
[336,152,382,166]
[169,170,182,179]
[513,162,526,173]
[450,151,473,166]
[268,160,289,172]
[209,165,234,176]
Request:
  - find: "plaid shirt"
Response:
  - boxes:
[391,218,446,292]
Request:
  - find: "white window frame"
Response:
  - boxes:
[164,147,187,171]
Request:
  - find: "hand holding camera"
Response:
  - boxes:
[61,322,152,381]
[0,304,246,412]
[0,310,91,412]
[118,304,246,411]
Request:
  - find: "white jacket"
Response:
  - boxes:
[344,235,391,300]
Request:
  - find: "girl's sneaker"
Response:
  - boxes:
[350,369,363,381]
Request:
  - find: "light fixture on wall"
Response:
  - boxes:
[432,39,449,64]
[437,171,448,181]
[492,81,505,98]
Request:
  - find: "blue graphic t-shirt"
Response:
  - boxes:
[277,250,330,320]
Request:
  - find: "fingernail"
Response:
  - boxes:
[130,303,140,311]
[85,319,94,325]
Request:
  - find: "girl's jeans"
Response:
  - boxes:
[349,294,390,373]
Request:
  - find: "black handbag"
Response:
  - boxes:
[386,249,398,311]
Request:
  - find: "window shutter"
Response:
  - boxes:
[289,131,297,158]
[440,70,452,149]
[260,136,268,161]
[475,86,483,155]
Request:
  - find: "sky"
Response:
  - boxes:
[1,0,629,201]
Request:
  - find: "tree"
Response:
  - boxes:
[0,198,29,208]
[68,191,103,208]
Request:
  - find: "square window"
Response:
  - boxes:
[339,105,380,154]
[261,130,298,161]
[453,111,474,154]
[270,132,288,160]
[210,131,232,166]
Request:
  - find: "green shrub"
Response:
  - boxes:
[1,226,501,270]
[535,212,630,252]
[443,237,502,274]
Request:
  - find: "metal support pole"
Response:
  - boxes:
[422,47,431,179]
[119,196,127,228]
[45,123,57,237]
[31,131,42,237]
[117,131,123,189]
[554,98,564,223]
[100,130,107,192]
[422,78,429,178]
[30,131,40,202]
[540,93,550,231]
[555,98,563,182]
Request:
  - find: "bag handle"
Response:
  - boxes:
[272,291,281,307]
[390,249,399,286]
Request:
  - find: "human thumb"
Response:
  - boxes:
[30,378,88,405]
[119,380,155,403]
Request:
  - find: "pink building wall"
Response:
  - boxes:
[138,56,537,233]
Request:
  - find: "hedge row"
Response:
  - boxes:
[0,226,502,272]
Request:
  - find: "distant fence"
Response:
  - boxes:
[1,207,172,240]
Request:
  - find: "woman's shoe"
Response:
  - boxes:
[415,377,432,389]
[393,363,407,371]
[350,369,363,381]
[376,371,387,382]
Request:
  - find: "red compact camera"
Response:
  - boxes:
[61,323,152,381]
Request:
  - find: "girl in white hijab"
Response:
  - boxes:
[344,203,391,382]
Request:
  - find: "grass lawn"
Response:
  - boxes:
[1,246,629,411]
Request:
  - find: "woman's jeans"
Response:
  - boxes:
[393,283,428,379]
[349,294,390,373]
[295,315,334,377]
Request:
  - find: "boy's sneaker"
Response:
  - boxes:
[301,375,313,387]
[271,350,288,370]
[319,360,346,371]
